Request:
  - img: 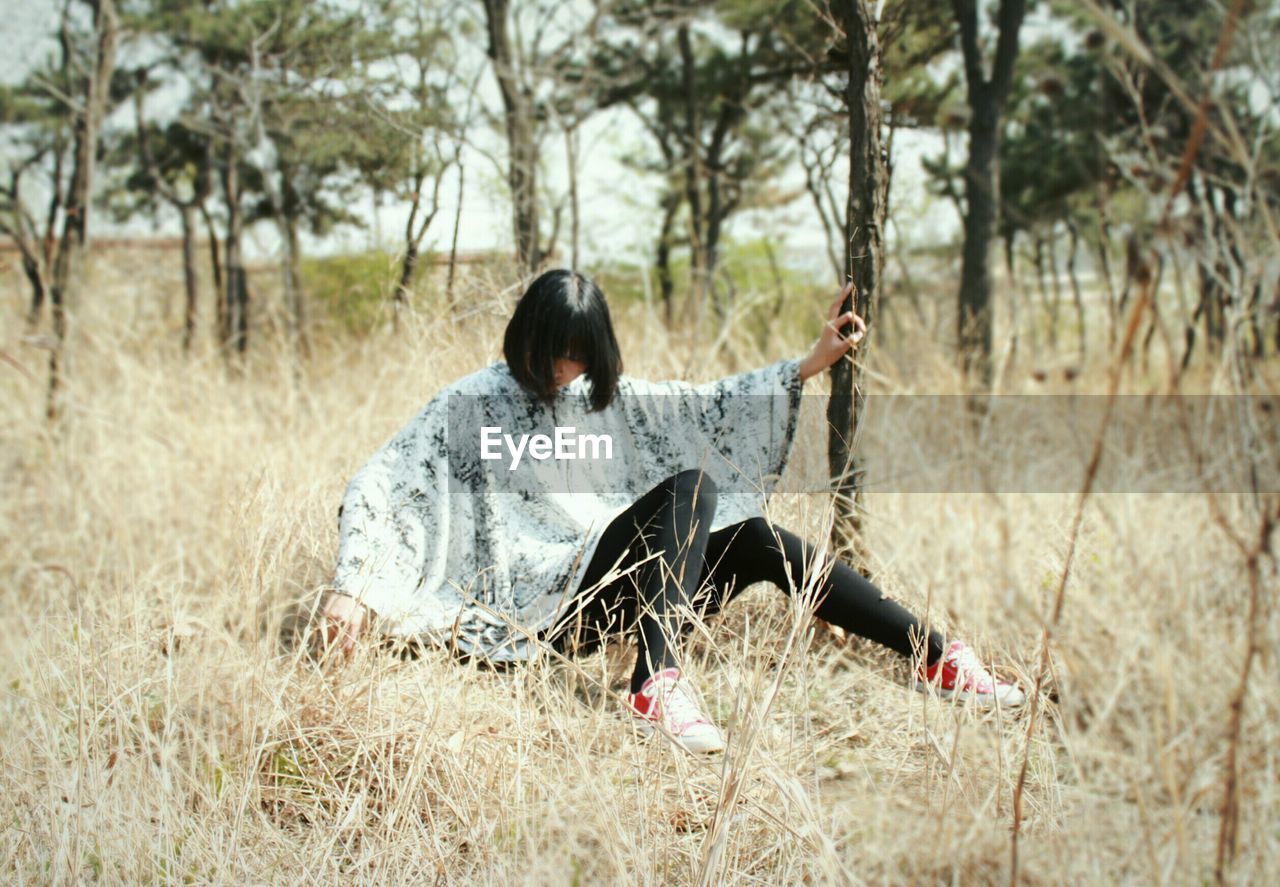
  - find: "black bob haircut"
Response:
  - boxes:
[503,269,623,412]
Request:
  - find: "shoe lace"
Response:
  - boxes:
[651,677,709,732]
[949,644,997,691]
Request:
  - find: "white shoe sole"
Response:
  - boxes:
[629,715,726,753]
[915,680,1026,708]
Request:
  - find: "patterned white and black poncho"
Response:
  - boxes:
[332,357,804,660]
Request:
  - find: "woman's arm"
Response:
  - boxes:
[798,282,866,383]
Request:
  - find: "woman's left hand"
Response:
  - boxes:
[799,282,867,382]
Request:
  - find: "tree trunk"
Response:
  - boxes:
[956,104,1000,385]
[566,123,580,270]
[1003,231,1020,360]
[179,204,198,352]
[1066,218,1086,359]
[706,164,726,321]
[446,160,465,307]
[1094,191,1118,349]
[1047,223,1063,347]
[221,152,248,355]
[397,243,419,318]
[47,0,118,421]
[22,253,46,330]
[283,215,307,356]
[34,137,68,331]
[1201,262,1224,355]
[828,0,886,571]
[483,0,540,273]
[395,166,426,324]
[200,203,224,340]
[1032,235,1048,350]
[678,24,706,326]
[951,0,1026,388]
[656,189,678,326]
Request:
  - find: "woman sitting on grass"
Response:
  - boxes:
[318,269,1024,753]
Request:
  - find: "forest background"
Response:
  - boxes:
[1,0,1278,883]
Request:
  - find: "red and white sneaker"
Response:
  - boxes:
[626,667,726,753]
[916,641,1026,708]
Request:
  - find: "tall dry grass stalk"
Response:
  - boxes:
[1,256,1277,884]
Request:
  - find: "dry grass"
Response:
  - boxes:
[1,255,1277,885]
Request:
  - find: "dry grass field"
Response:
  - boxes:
[1,251,1277,884]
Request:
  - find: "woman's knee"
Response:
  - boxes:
[665,468,718,516]
[712,518,808,590]
[728,517,789,555]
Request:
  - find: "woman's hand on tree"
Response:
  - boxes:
[799,282,866,382]
[317,591,368,659]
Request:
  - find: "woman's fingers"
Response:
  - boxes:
[828,282,855,320]
[807,286,865,375]
[827,311,865,337]
[317,592,366,659]
[822,310,867,359]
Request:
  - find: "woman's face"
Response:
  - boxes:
[552,357,588,390]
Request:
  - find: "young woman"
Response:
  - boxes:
[319,270,1024,753]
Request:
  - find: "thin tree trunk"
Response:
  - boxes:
[656,189,678,326]
[678,24,706,327]
[179,204,198,352]
[284,215,307,356]
[1183,273,1204,373]
[951,0,1026,388]
[706,162,726,320]
[1094,191,1118,349]
[221,152,248,355]
[23,253,46,330]
[200,202,224,340]
[136,79,203,351]
[397,154,447,323]
[1003,231,1020,359]
[1047,222,1063,347]
[956,110,1000,384]
[1202,263,1223,355]
[397,244,419,317]
[35,137,68,331]
[1066,218,1086,359]
[446,160,465,307]
[395,169,425,326]
[1033,235,1050,348]
[483,0,540,272]
[566,123,580,270]
[47,0,118,421]
[828,0,886,571]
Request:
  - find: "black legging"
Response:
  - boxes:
[546,469,947,692]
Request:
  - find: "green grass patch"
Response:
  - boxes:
[302,251,400,334]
